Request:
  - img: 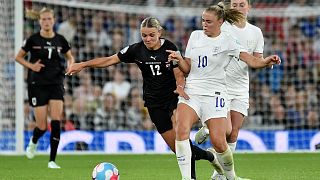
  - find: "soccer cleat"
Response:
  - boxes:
[48,161,61,169]
[26,138,37,159]
[211,174,227,180]
[207,148,224,175]
[211,171,220,180]
[195,126,209,144]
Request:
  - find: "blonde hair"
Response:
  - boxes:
[205,1,244,24]
[140,17,163,31]
[25,7,54,20]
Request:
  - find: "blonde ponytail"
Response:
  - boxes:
[25,7,54,20]
[205,1,245,25]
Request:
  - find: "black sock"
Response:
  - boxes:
[189,140,196,179]
[32,127,46,144]
[49,120,61,162]
[192,143,214,162]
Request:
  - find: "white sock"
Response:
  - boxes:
[228,142,237,152]
[175,139,192,179]
[216,147,236,180]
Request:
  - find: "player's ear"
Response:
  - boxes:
[158,29,163,37]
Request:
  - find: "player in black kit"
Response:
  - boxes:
[15,8,75,169]
[66,17,218,179]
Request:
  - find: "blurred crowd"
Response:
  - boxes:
[20,0,320,132]
[67,0,320,7]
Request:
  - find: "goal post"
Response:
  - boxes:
[14,0,25,155]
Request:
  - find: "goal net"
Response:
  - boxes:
[1,0,320,154]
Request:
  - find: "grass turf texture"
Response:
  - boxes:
[0,153,319,179]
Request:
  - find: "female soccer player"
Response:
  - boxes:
[195,1,268,178]
[66,17,219,179]
[15,8,75,169]
[167,2,280,180]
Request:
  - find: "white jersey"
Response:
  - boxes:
[184,30,246,96]
[222,22,264,98]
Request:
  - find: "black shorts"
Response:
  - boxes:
[147,98,178,134]
[28,84,64,107]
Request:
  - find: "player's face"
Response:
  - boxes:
[39,12,55,32]
[202,11,223,37]
[231,0,250,17]
[140,27,161,50]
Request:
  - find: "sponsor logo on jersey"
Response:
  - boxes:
[32,46,41,49]
[46,41,52,46]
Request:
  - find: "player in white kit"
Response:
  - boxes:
[167,2,280,180]
[195,0,265,155]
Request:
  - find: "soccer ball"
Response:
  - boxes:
[92,162,120,180]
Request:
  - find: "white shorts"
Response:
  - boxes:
[228,98,249,116]
[178,93,228,124]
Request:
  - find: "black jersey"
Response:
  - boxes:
[117,39,179,107]
[22,32,70,85]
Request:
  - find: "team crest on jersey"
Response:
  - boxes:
[213,46,221,54]
[120,46,129,54]
[165,62,171,69]
[31,97,37,106]
[57,47,62,53]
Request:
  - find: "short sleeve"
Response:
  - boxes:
[117,45,136,63]
[60,36,71,54]
[21,38,32,52]
[227,35,247,59]
[185,31,197,58]
[254,28,264,54]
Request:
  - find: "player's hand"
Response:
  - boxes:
[31,59,45,72]
[265,55,281,66]
[65,62,84,76]
[174,85,190,100]
[166,50,182,64]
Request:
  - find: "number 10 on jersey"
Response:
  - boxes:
[198,55,208,68]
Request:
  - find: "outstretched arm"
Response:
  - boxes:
[65,54,121,75]
[239,52,280,68]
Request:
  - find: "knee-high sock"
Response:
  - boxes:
[176,139,192,179]
[228,142,237,152]
[32,127,46,144]
[216,147,236,180]
[189,140,196,179]
[50,120,61,162]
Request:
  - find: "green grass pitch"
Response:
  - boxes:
[0,153,319,179]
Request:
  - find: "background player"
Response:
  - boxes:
[15,7,75,169]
